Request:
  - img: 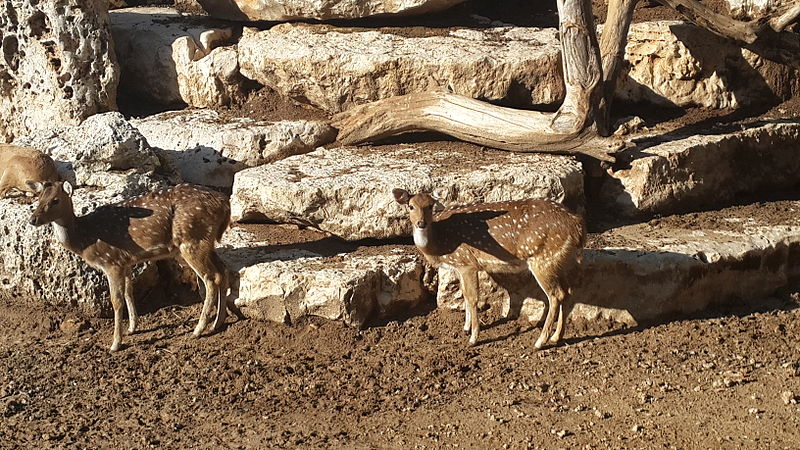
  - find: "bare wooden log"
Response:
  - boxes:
[598,0,640,134]
[770,3,800,32]
[332,91,621,162]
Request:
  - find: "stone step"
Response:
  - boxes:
[437,199,800,330]
[603,120,800,218]
[131,110,335,188]
[230,143,584,240]
[219,198,800,336]
[238,23,564,113]
[109,7,246,107]
[618,21,798,109]
[218,225,427,327]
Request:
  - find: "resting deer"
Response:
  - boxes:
[28,180,245,351]
[0,144,59,198]
[393,189,585,348]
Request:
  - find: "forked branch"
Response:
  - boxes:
[332,91,620,162]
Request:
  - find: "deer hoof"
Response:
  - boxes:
[109,343,120,352]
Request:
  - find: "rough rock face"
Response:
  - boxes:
[231,145,584,240]
[437,211,800,329]
[238,24,564,113]
[13,112,165,198]
[110,7,247,107]
[131,110,336,188]
[619,21,799,108]
[0,0,118,143]
[219,228,427,327]
[724,0,794,19]
[0,190,158,316]
[602,120,800,217]
[196,0,464,21]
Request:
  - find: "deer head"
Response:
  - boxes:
[28,180,74,227]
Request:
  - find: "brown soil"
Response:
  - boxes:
[1,289,799,448]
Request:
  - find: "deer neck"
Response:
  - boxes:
[413,222,446,258]
[51,210,79,253]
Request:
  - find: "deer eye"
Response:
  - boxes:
[408,205,414,210]
[50,198,59,206]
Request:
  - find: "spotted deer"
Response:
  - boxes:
[27,180,245,351]
[393,189,586,348]
[0,144,59,198]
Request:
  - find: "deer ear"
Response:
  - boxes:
[61,181,73,196]
[430,187,448,202]
[25,181,44,194]
[392,188,411,205]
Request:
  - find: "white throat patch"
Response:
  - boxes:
[413,227,429,248]
[52,222,69,245]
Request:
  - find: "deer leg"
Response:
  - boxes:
[211,254,228,331]
[548,299,574,345]
[457,267,481,346]
[105,268,126,352]
[529,262,565,350]
[123,268,138,335]
[181,247,220,337]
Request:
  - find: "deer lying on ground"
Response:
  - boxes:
[393,189,586,348]
[0,144,59,198]
[28,180,245,351]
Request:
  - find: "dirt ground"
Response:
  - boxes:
[1,281,799,448]
[4,0,800,448]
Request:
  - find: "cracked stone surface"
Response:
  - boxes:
[0,0,118,142]
[132,109,336,188]
[195,0,464,21]
[231,145,584,240]
[219,227,427,327]
[601,120,800,218]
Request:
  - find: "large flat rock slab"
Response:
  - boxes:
[238,24,564,113]
[619,21,799,108]
[196,0,464,21]
[132,110,336,188]
[14,112,168,197]
[602,120,800,218]
[0,0,118,142]
[437,199,800,332]
[110,7,247,107]
[218,226,427,327]
[231,144,584,240]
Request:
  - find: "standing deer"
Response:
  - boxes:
[0,144,59,198]
[28,180,245,351]
[393,189,585,348]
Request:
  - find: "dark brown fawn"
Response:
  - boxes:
[393,189,585,348]
[28,180,245,351]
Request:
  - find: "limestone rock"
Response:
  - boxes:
[13,112,165,197]
[231,145,584,240]
[619,21,799,108]
[238,24,564,113]
[131,110,336,187]
[219,227,426,327]
[0,0,118,142]
[196,0,464,21]
[602,120,800,217]
[110,7,247,107]
[0,189,158,316]
[437,207,800,330]
[724,0,794,19]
